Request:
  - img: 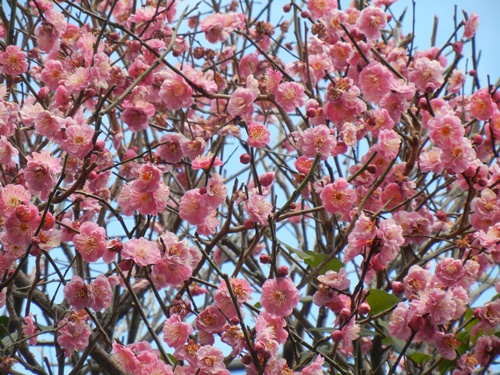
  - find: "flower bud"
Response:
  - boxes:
[277,266,289,277]
[259,172,275,187]
[358,303,371,315]
[259,254,272,264]
[306,108,317,118]
[41,212,56,230]
[244,219,255,229]
[240,153,251,164]
[339,308,351,320]
[469,69,476,76]
[452,41,463,54]
[472,134,483,145]
[283,3,291,13]
[391,281,404,294]
[331,330,343,343]
[94,139,105,152]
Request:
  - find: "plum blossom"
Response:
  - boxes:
[320,178,356,216]
[357,6,387,40]
[274,82,306,112]
[260,277,300,317]
[163,314,193,349]
[73,221,107,263]
[122,238,161,267]
[0,45,28,76]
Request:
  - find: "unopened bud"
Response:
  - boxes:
[339,308,351,320]
[283,3,291,13]
[41,212,56,230]
[259,254,272,264]
[358,303,371,315]
[306,108,317,118]
[452,41,463,54]
[277,266,289,277]
[244,219,254,229]
[259,172,275,187]
[94,139,105,152]
[469,69,476,77]
[240,153,251,164]
[300,10,309,18]
[391,281,404,294]
[472,134,483,145]
[331,330,343,343]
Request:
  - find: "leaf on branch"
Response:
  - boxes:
[366,289,401,315]
[283,243,344,274]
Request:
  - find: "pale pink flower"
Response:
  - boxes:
[200,13,244,44]
[263,68,282,95]
[0,45,28,76]
[244,193,273,226]
[24,150,61,199]
[274,82,306,112]
[294,125,337,160]
[191,152,224,170]
[435,332,460,360]
[140,360,174,375]
[338,320,360,356]
[163,313,193,349]
[419,287,456,325]
[33,111,63,140]
[112,342,140,373]
[463,12,479,39]
[128,182,170,216]
[90,274,112,311]
[403,265,431,299]
[73,221,107,263]
[122,238,161,267]
[435,258,465,288]
[63,67,90,93]
[62,124,94,158]
[195,345,229,375]
[180,137,206,160]
[214,278,253,318]
[318,268,350,290]
[418,147,444,174]
[307,0,337,19]
[320,178,356,216]
[151,257,192,288]
[357,6,387,40]
[447,69,466,94]
[196,210,220,236]
[247,122,270,148]
[0,184,31,217]
[358,62,394,102]
[389,302,411,340]
[202,173,227,209]
[179,188,212,225]
[255,311,288,344]
[376,129,401,160]
[57,313,91,358]
[260,277,300,317]
[227,87,257,120]
[428,114,464,149]
[0,135,19,164]
[470,88,496,121]
[23,313,38,345]
[158,71,194,110]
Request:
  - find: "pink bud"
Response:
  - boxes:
[108,239,123,253]
[358,303,371,315]
[88,171,98,180]
[452,41,463,54]
[339,308,351,320]
[277,266,289,277]
[371,254,385,272]
[300,10,309,18]
[435,211,448,221]
[391,281,404,294]
[240,153,251,164]
[94,139,105,152]
[41,212,56,230]
[425,83,436,93]
[241,355,252,365]
[119,259,134,271]
[259,172,275,187]
[472,134,483,145]
[38,86,50,99]
[230,317,240,325]
[306,108,317,118]
[259,255,271,265]
[283,3,291,12]
[244,219,255,229]
[331,330,343,343]
[469,69,476,76]
[418,97,429,110]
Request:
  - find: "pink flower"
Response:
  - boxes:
[470,88,496,121]
[181,137,207,160]
[158,71,194,110]
[179,188,212,225]
[163,314,193,349]
[121,100,156,132]
[440,138,476,174]
[0,184,31,217]
[132,164,162,193]
[158,133,186,164]
[388,302,411,340]
[474,335,500,367]
[419,147,444,174]
[63,67,90,93]
[140,360,174,375]
[122,238,161,267]
[357,6,387,40]
[195,345,229,375]
[200,13,244,44]
[428,114,464,149]
[419,287,456,325]
[358,62,394,102]
[0,45,28,76]
[90,274,112,311]
[435,258,465,288]
[64,276,94,311]
[57,313,91,358]
[244,193,273,226]
[320,178,356,216]
[435,332,460,360]
[195,305,226,334]
[294,125,337,160]
[403,265,431,299]
[409,57,444,92]
[274,82,306,112]
[447,69,466,94]
[128,182,170,216]
[112,342,140,373]
[23,313,38,345]
[0,135,19,164]
[23,150,62,199]
[376,129,401,160]
[191,152,224,170]
[151,257,192,288]
[73,221,107,263]
[214,278,253,318]
[260,277,300,317]
[227,87,257,120]
[246,122,270,148]
[302,355,325,375]
[62,124,94,158]
[307,0,337,19]
[463,12,479,39]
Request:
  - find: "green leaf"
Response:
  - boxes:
[439,359,456,375]
[283,243,344,274]
[408,351,432,364]
[254,302,261,309]
[0,316,9,339]
[308,327,335,333]
[367,289,401,315]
